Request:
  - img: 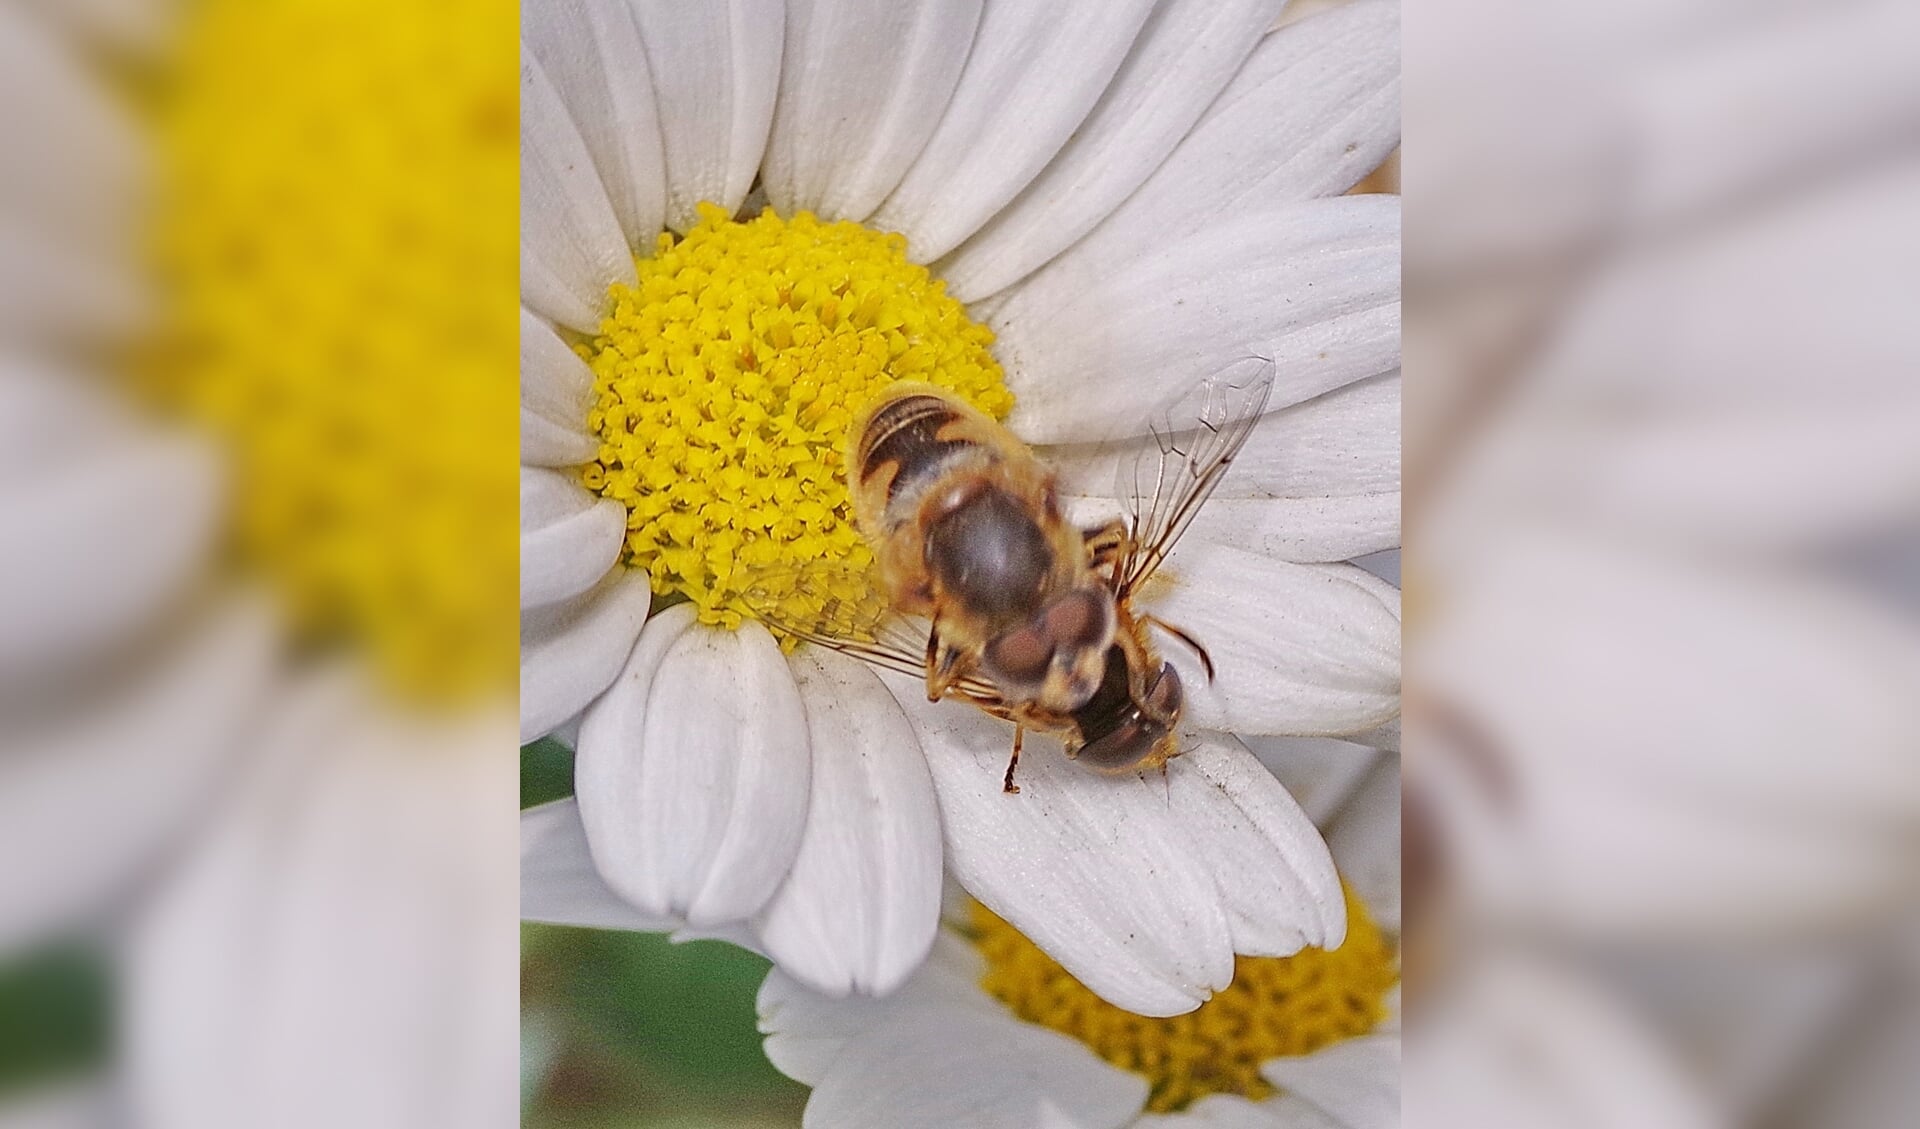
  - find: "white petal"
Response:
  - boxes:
[575,611,812,924]
[520,306,598,468]
[1134,1093,1307,1128]
[1240,736,1380,826]
[521,798,679,932]
[758,930,993,1085]
[805,1004,1147,1129]
[996,197,1401,444]
[762,0,981,221]
[519,570,652,743]
[519,466,625,609]
[1069,492,1397,566]
[0,403,221,685]
[524,0,667,249]
[520,44,635,333]
[1070,0,1401,286]
[1044,372,1402,501]
[629,0,784,232]
[752,647,942,997]
[892,679,1232,1017]
[1325,755,1399,934]
[0,593,274,956]
[869,0,1159,261]
[1139,543,1400,736]
[1261,1036,1400,1129]
[126,673,520,1129]
[1168,734,1345,956]
[0,3,146,259]
[938,0,1290,301]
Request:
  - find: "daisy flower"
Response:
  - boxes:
[521,0,1402,1012]
[3,0,519,1122]
[753,748,1401,1127]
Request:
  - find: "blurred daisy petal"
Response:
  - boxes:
[1169,734,1346,956]
[892,680,1232,1017]
[1141,544,1401,737]
[1240,735,1380,826]
[519,467,625,610]
[806,1004,1147,1129]
[997,198,1401,444]
[1262,1034,1400,1129]
[938,0,1289,302]
[753,648,942,997]
[762,0,981,222]
[576,611,811,925]
[869,0,1158,262]
[523,0,667,249]
[0,593,273,955]
[519,306,598,468]
[519,571,652,743]
[0,406,220,683]
[629,0,784,232]
[1135,1093,1309,1128]
[519,44,635,332]
[520,798,679,932]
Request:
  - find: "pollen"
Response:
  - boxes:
[144,0,517,700]
[972,886,1397,1114]
[583,204,1012,630]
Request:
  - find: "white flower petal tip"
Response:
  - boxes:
[1064,0,1401,281]
[937,0,1293,302]
[1240,736,1381,827]
[520,44,635,333]
[753,647,942,998]
[803,1005,1148,1129]
[1261,1035,1400,1129]
[629,0,785,232]
[520,467,625,610]
[575,609,812,926]
[524,0,667,250]
[891,681,1233,1017]
[870,0,1160,262]
[996,196,1401,445]
[520,799,679,933]
[519,571,652,744]
[762,0,982,222]
[1169,735,1346,956]
[1326,757,1400,935]
[520,306,598,468]
[1141,544,1400,738]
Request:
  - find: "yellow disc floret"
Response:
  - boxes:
[582,204,1012,630]
[972,886,1397,1114]
[147,0,517,701]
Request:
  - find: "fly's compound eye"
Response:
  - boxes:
[1075,716,1172,773]
[985,623,1053,684]
[1042,588,1114,650]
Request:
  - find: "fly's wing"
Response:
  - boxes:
[734,562,1007,707]
[1111,356,1276,598]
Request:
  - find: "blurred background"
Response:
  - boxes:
[1404,0,1920,1126]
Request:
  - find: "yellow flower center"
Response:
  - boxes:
[972,887,1397,1114]
[145,0,517,701]
[581,204,1012,631]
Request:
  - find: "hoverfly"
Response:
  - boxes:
[742,358,1275,793]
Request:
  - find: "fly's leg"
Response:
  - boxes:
[1002,725,1024,794]
[926,619,964,701]
[1140,615,1215,681]
[1080,519,1130,576]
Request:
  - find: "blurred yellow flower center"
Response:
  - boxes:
[581,204,1012,630]
[149,0,517,700]
[972,887,1397,1114]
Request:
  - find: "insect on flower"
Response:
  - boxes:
[743,359,1275,794]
